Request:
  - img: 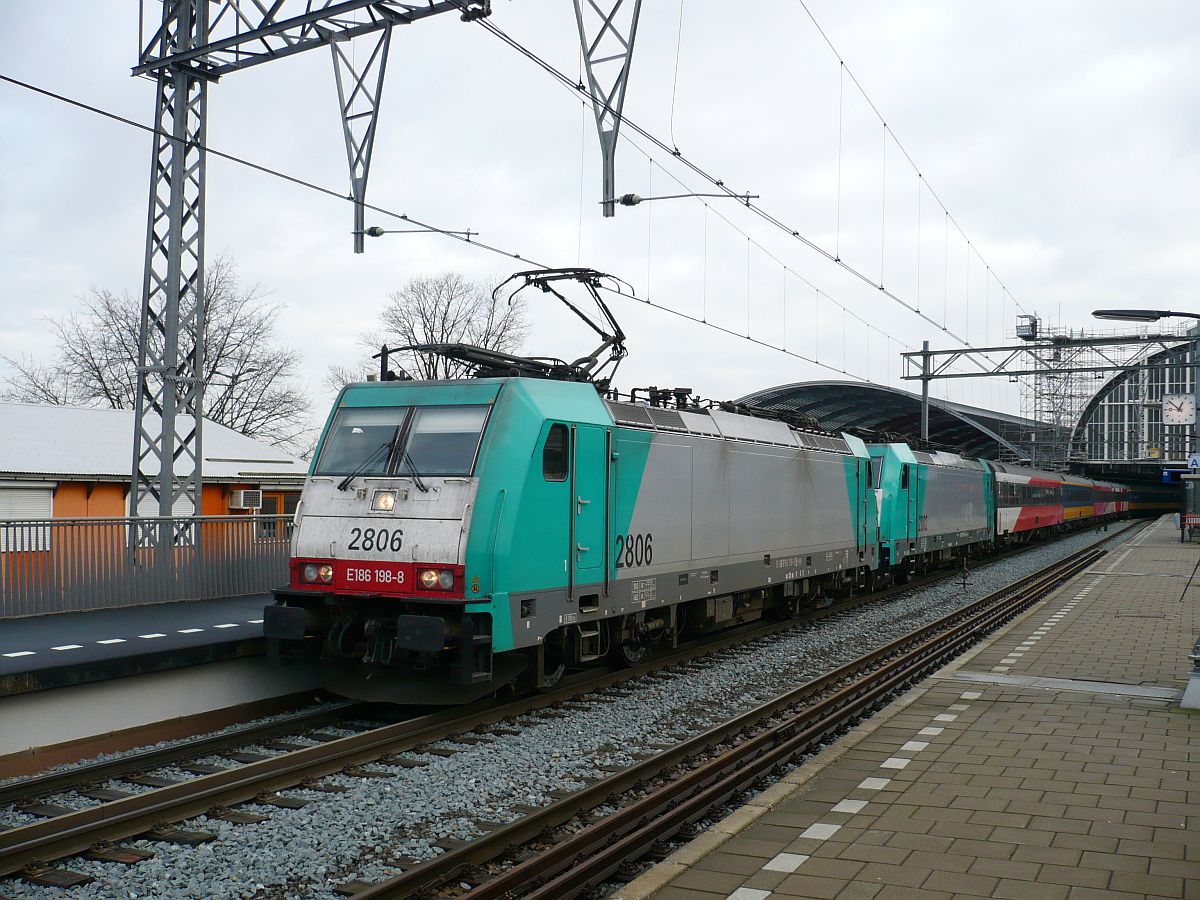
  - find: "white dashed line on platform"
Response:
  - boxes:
[763,852,809,873]
[799,822,841,840]
[212,623,239,629]
[726,889,770,900]
[247,618,264,624]
[96,638,126,645]
[51,645,83,651]
[3,651,35,658]
[178,628,203,634]
[832,799,868,814]
[138,633,167,639]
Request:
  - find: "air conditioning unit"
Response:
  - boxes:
[229,489,263,510]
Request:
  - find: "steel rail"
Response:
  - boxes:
[508,547,1109,900]
[353,528,1132,899]
[0,544,975,876]
[0,701,362,807]
[0,523,1134,881]
[0,605,887,876]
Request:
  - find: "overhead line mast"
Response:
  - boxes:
[129,0,489,544]
[573,0,644,217]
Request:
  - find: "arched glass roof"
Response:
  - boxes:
[738,381,1052,460]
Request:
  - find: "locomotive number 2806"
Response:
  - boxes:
[614,532,653,568]
[347,527,404,552]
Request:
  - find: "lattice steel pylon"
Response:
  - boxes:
[573,0,644,217]
[130,1,489,544]
[130,0,209,540]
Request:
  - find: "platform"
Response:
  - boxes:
[618,516,1199,899]
[0,593,271,696]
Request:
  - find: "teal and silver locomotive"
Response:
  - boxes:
[266,373,881,702]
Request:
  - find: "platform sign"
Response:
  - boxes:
[1189,454,1200,470]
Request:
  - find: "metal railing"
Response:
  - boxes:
[0,515,292,618]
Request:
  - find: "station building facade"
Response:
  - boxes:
[1070,341,1196,475]
[0,403,305,522]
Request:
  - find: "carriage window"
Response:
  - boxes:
[543,424,568,481]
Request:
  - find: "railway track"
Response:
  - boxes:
[0,611,887,885]
[0,523,1135,892]
[349,527,1134,899]
[0,701,363,810]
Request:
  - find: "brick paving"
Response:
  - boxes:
[614,517,1200,899]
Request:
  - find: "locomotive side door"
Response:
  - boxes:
[570,424,609,597]
[903,463,916,545]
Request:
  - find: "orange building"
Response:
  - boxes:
[0,403,305,523]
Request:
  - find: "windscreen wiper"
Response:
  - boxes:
[400,448,430,493]
[336,435,394,492]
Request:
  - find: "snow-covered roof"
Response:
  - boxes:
[0,403,305,483]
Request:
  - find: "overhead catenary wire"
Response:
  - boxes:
[0,72,869,385]
[466,12,1000,370]
[788,0,1028,318]
[668,0,686,152]
[614,121,921,361]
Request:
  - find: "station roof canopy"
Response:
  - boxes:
[738,381,1049,460]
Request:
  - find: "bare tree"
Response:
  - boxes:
[323,363,368,395]
[2,255,311,452]
[327,273,528,389]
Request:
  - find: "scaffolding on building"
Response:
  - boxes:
[903,316,1196,471]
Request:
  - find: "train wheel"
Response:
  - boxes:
[612,614,649,666]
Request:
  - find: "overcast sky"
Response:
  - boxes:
[2,1,1198,436]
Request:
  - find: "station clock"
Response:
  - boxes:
[1162,393,1197,426]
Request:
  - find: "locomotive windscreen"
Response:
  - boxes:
[405,406,489,475]
[313,407,411,475]
[313,405,489,477]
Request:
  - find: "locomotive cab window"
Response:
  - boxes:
[314,406,411,475]
[543,423,568,481]
[403,406,490,476]
[901,464,910,489]
[314,404,489,477]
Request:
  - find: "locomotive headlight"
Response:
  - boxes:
[418,568,455,590]
[304,563,334,584]
[371,490,397,512]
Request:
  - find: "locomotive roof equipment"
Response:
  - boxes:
[376,268,633,390]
